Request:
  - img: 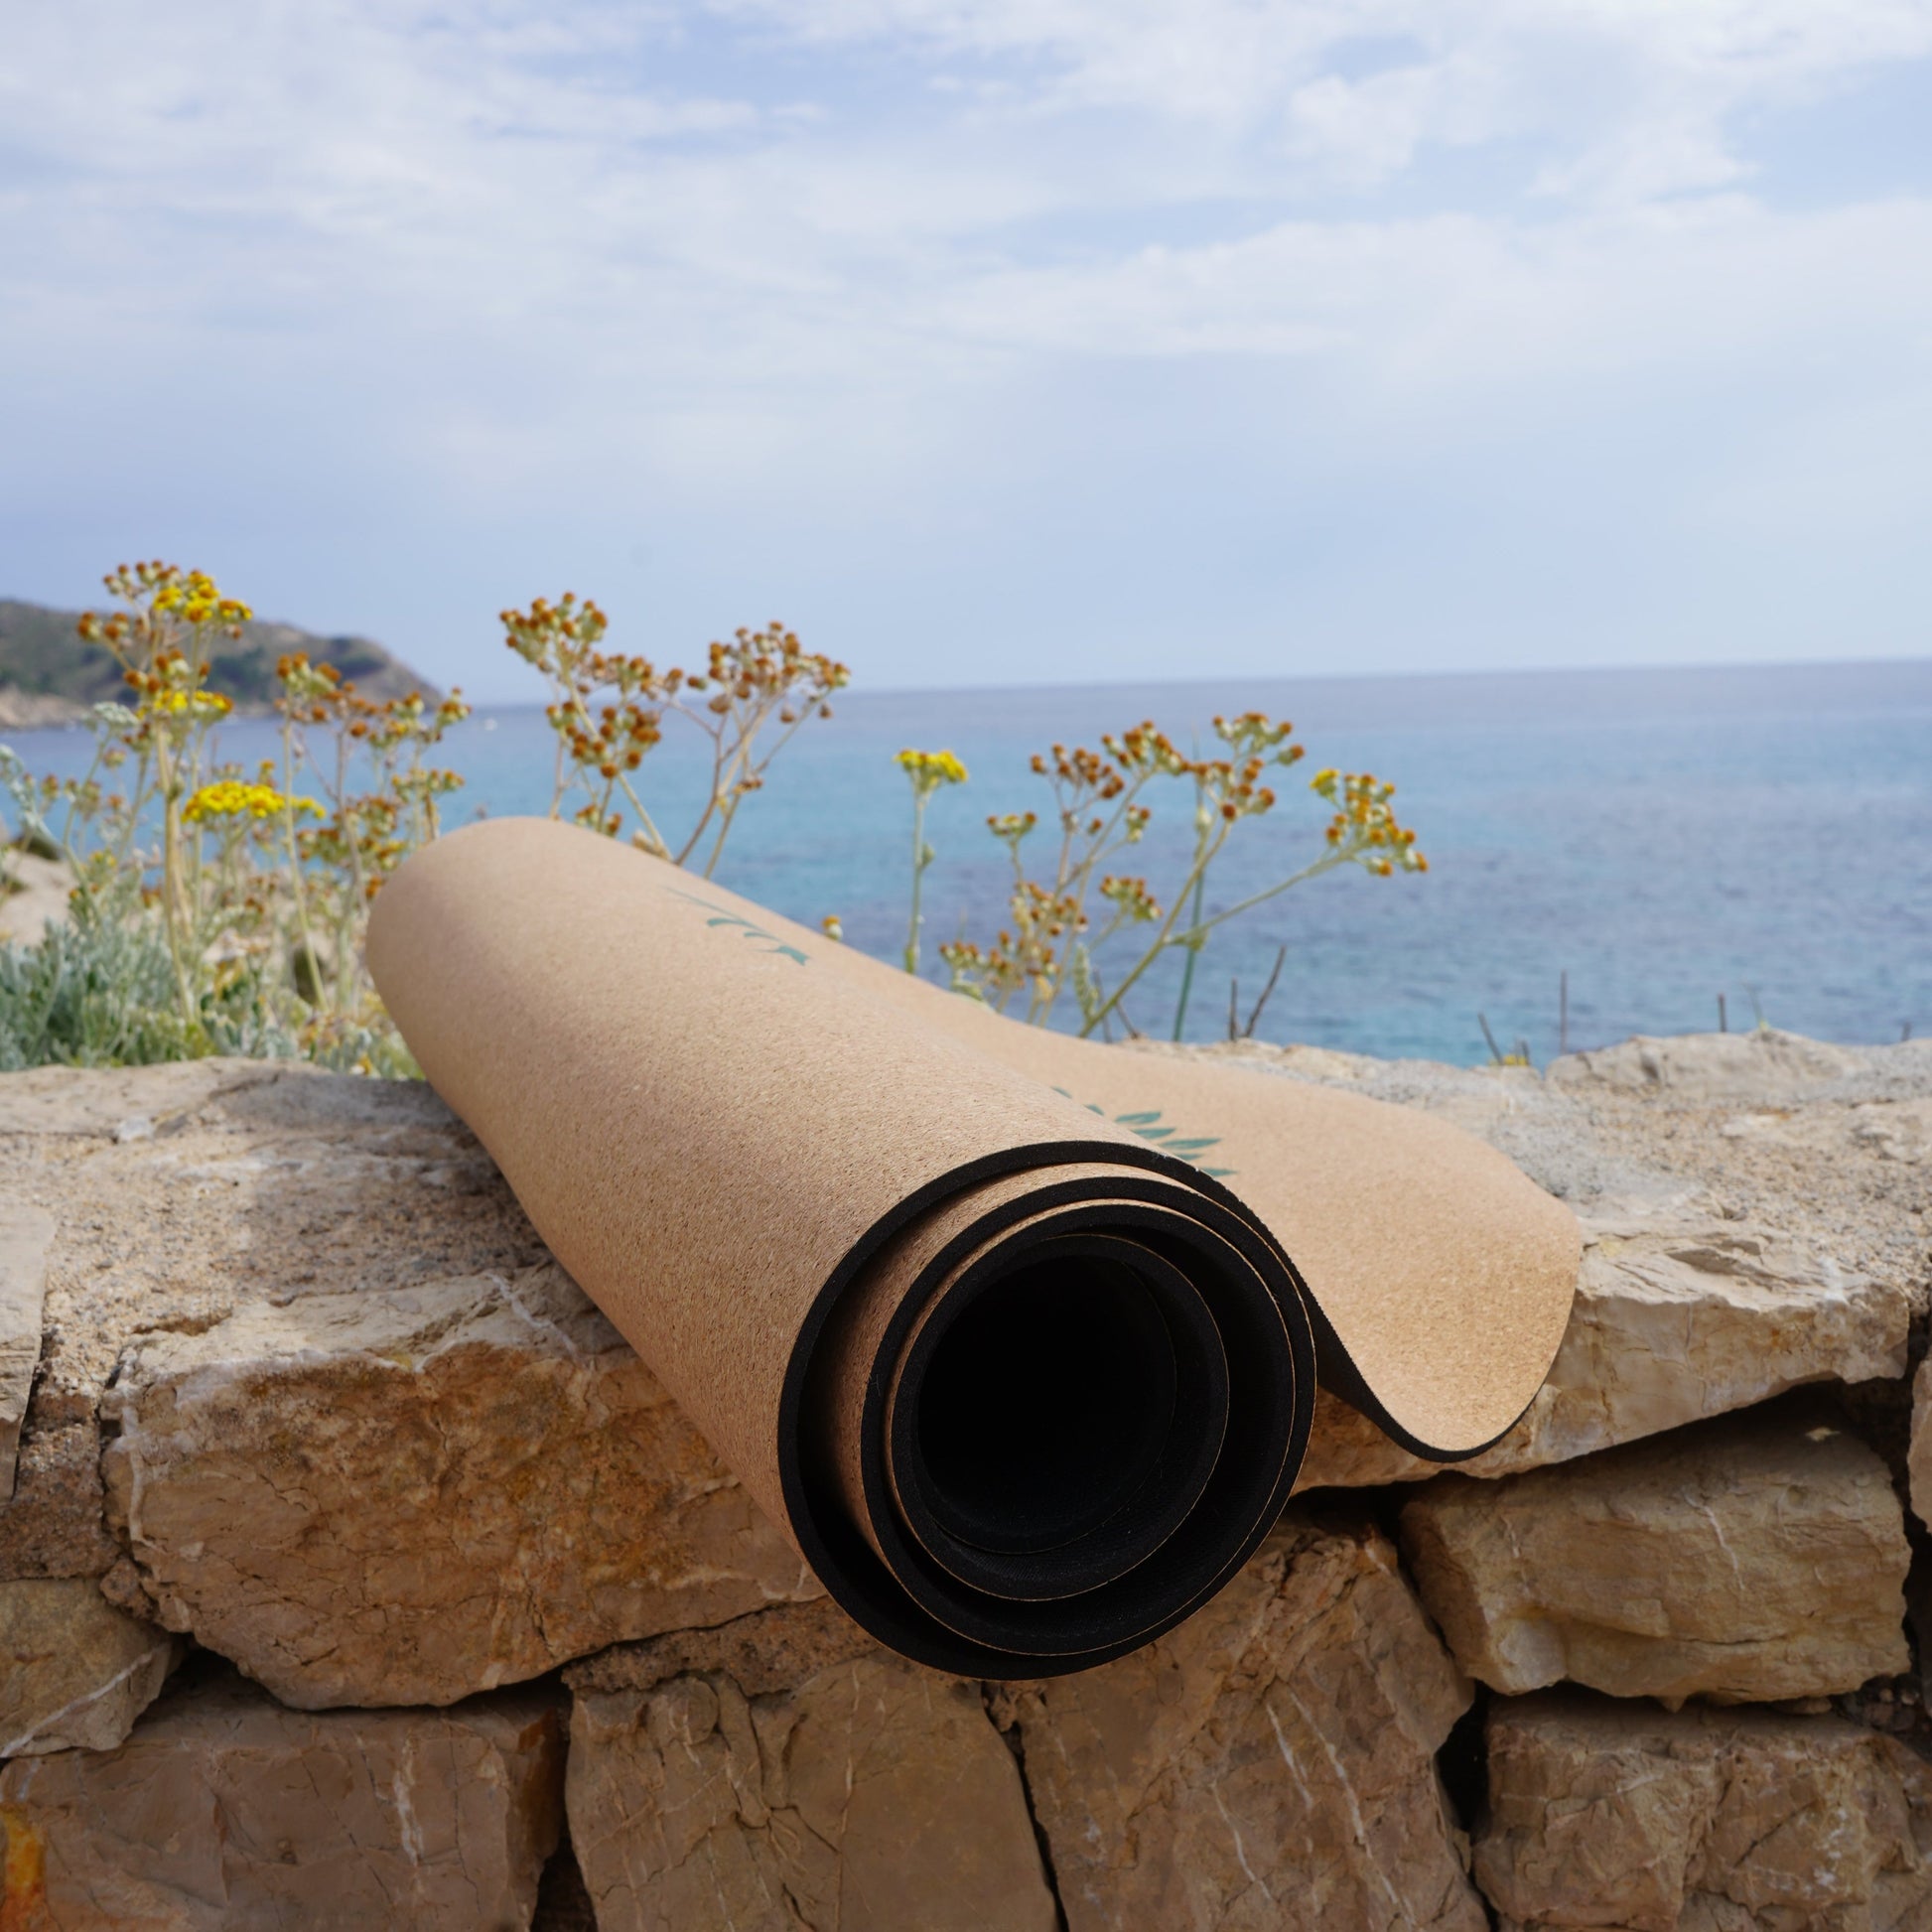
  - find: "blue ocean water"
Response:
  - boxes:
[7,658,1929,1066]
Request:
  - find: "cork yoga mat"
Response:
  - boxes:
[368,817,1580,1676]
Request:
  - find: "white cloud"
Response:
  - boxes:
[0,0,1928,686]
[712,0,1932,197]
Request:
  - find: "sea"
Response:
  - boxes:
[6,658,1928,1068]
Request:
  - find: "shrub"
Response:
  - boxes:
[0,564,840,1070]
[922,714,1426,1039]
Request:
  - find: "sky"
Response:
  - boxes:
[4,1,1931,700]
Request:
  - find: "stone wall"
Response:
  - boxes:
[0,1028,1925,1928]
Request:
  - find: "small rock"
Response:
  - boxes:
[0,1578,178,1756]
[1400,1414,1910,1704]
[994,1514,1486,1932]
[0,1667,564,1928]
[1850,1097,1932,1163]
[94,1555,160,1624]
[1474,1690,1932,1930]
[567,1599,1057,1932]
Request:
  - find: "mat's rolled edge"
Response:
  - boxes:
[1310,1314,1549,1465]
[777,1140,1317,1678]
[1294,1163,1580,1465]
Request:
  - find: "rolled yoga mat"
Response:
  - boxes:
[368,817,1580,1676]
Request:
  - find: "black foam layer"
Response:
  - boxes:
[778,1146,1315,1678]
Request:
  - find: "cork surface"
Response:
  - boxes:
[368,819,1578,1672]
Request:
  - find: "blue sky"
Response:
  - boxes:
[4,0,1930,699]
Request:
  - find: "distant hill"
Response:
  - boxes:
[0,598,438,727]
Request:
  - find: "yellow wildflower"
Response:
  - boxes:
[148,689,233,718]
[896,747,969,790]
[184,780,320,823]
[152,571,251,624]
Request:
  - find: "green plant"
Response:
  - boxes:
[0,908,284,1071]
[3,562,465,1071]
[3,562,1425,1072]
[932,714,1426,1038]
[0,563,849,1071]
[270,653,470,1027]
[0,747,40,874]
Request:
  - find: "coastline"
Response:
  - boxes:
[0,689,89,731]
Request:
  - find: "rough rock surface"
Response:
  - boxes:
[102,1261,818,1710]
[0,1062,815,1709]
[0,1577,178,1755]
[1546,1029,1932,1103]
[1399,1413,1910,1704]
[1136,1034,1931,1490]
[0,1665,565,1928]
[565,1597,1057,1932]
[2,1038,1924,1712]
[1475,1690,1932,1931]
[0,1421,119,1582]
[566,1592,876,1702]
[0,1060,483,1584]
[993,1513,1486,1932]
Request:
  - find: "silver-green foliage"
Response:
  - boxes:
[0,905,297,1071]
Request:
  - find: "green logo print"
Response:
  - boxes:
[1052,1091,1234,1177]
[663,886,809,964]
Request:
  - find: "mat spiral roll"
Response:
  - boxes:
[369,818,1577,1675]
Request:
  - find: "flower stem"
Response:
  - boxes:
[1170,872,1207,1040]
[903,790,929,974]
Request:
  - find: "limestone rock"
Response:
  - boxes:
[102,1261,818,1710]
[0,1667,564,1928]
[993,1514,1486,1932]
[0,1204,51,1499]
[1400,1415,1910,1704]
[566,1599,1057,1932]
[1299,1199,1906,1489]
[565,1591,874,1701]
[0,1420,120,1583]
[1546,1028,1932,1102]
[0,1577,177,1756]
[1155,1035,1929,1493]
[0,1060,547,1587]
[0,1054,262,1141]
[0,1062,816,1705]
[4,1047,1924,1715]
[1474,1691,1932,1931]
